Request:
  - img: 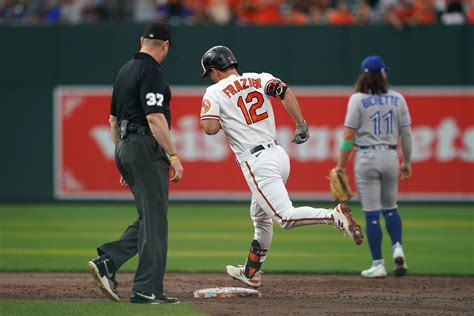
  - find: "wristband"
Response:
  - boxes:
[340,139,353,151]
[168,153,178,161]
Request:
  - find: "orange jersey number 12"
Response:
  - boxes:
[237,91,268,125]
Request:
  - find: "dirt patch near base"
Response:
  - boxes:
[1,272,473,315]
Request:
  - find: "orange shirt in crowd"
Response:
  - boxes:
[391,4,415,22]
[327,0,356,25]
[285,11,309,25]
[328,10,356,24]
[230,0,283,24]
[412,0,436,24]
[468,0,474,23]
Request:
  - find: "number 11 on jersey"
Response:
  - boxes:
[370,110,393,134]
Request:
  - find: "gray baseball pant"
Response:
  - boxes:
[354,149,399,212]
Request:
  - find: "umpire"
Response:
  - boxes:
[88,22,183,304]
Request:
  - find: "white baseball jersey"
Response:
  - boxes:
[200,72,278,155]
[200,71,338,258]
[344,89,411,146]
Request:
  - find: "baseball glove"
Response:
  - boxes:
[328,168,353,202]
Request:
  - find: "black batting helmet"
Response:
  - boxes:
[201,45,238,78]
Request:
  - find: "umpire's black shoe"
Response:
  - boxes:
[155,292,180,304]
[87,255,120,301]
[130,291,160,304]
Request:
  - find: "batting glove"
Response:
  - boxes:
[292,120,310,144]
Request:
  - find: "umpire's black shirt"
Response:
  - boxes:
[110,52,171,128]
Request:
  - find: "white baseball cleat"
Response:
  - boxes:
[393,243,408,277]
[226,265,262,288]
[361,261,387,278]
[331,203,364,245]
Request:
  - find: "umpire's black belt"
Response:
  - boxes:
[128,124,152,136]
[357,144,397,150]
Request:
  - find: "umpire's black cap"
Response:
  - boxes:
[143,22,172,46]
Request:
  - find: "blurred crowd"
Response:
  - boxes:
[1,0,473,27]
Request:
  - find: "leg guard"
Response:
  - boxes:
[244,240,268,278]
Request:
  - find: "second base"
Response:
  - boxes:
[193,287,262,299]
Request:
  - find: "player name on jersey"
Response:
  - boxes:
[222,78,262,98]
[361,95,401,108]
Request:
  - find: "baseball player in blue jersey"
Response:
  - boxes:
[334,55,413,278]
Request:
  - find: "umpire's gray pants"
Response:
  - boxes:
[354,149,399,212]
[99,134,169,295]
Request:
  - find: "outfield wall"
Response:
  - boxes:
[1,24,473,201]
[54,86,474,202]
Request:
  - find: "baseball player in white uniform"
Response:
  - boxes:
[334,55,413,278]
[199,45,364,287]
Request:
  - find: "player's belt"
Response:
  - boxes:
[249,141,277,154]
[250,145,265,154]
[128,124,152,136]
[237,141,277,165]
[357,145,397,150]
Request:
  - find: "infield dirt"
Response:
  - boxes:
[1,272,473,315]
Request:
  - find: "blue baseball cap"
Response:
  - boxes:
[361,55,390,73]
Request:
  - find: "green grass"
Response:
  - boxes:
[0,203,473,275]
[0,300,207,316]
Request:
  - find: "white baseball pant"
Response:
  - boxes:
[239,145,334,251]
